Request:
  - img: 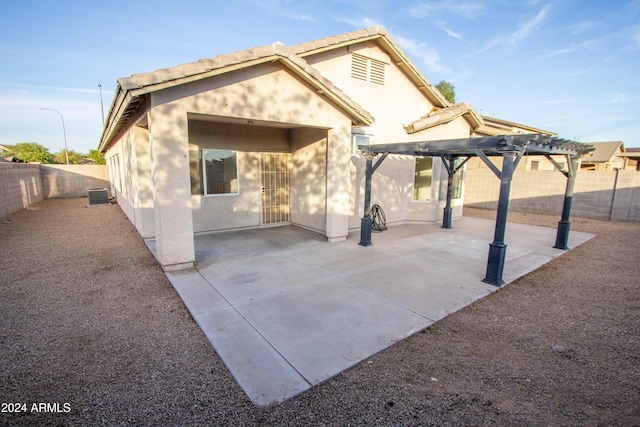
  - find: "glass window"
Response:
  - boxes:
[352,134,370,154]
[189,149,239,195]
[203,150,238,195]
[413,157,433,201]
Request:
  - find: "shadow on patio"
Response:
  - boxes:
[149,218,593,405]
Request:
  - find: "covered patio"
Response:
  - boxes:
[152,217,594,405]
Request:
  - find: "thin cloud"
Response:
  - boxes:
[472,4,552,55]
[393,33,449,74]
[287,12,315,22]
[543,99,572,105]
[627,25,640,48]
[545,46,577,57]
[608,92,639,103]
[434,20,463,39]
[507,4,553,45]
[339,16,382,29]
[571,21,598,35]
[410,1,484,19]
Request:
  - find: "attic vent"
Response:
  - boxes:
[351,53,385,85]
[351,54,368,81]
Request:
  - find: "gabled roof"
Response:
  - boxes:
[404,102,483,134]
[476,116,556,137]
[582,141,624,162]
[288,26,451,108]
[99,32,384,152]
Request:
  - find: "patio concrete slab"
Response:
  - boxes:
[197,252,332,305]
[343,257,493,321]
[192,305,311,406]
[148,217,594,406]
[236,277,427,385]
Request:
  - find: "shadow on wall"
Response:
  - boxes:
[465,169,640,222]
[40,165,111,199]
[0,163,43,218]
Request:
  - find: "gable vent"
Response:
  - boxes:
[351,53,385,85]
[351,54,368,81]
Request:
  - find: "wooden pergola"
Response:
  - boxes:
[358,134,595,286]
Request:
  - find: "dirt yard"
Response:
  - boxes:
[1,199,638,426]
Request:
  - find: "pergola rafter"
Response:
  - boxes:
[357,134,594,286]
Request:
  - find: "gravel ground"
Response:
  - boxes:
[1,198,638,426]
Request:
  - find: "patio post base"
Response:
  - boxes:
[442,207,452,229]
[554,220,571,250]
[359,217,373,247]
[483,242,507,286]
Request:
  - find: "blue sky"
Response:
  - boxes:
[1,0,639,154]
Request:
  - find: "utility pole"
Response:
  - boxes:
[98,82,105,127]
[40,108,69,165]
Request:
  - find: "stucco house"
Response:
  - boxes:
[99,27,491,271]
[580,141,626,171]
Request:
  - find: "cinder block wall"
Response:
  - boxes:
[465,168,640,221]
[40,165,110,199]
[0,164,110,218]
[0,163,44,218]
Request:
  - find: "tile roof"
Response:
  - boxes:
[477,116,556,137]
[290,26,450,107]
[404,102,483,134]
[582,141,624,162]
[101,30,400,151]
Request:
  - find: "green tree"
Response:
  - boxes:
[54,149,84,164]
[2,142,53,163]
[435,80,456,104]
[87,149,106,165]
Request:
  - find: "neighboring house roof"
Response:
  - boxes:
[476,116,556,137]
[404,102,483,134]
[582,141,624,162]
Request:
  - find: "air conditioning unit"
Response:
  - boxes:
[87,188,110,206]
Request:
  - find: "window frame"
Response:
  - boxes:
[190,148,240,197]
[352,133,372,155]
[412,156,433,202]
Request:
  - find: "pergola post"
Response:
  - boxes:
[554,156,580,250]
[359,155,374,246]
[483,153,517,286]
[440,156,470,229]
[442,157,454,229]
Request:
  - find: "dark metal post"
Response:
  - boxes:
[554,156,579,249]
[359,155,374,246]
[442,157,454,229]
[483,153,516,286]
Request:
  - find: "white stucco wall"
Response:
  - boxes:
[290,127,328,233]
[102,37,477,267]
[153,63,354,241]
[308,41,472,228]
